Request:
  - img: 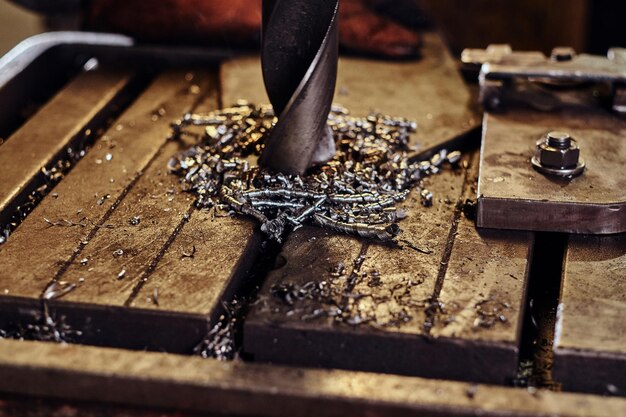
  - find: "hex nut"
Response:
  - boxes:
[531,131,585,177]
[535,140,580,168]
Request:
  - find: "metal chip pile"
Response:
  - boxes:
[168,101,461,242]
[0,308,81,343]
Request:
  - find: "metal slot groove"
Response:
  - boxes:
[514,232,565,389]
[0,69,156,244]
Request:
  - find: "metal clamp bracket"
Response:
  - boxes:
[462,44,626,114]
[464,45,626,235]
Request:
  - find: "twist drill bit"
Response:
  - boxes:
[259,0,339,175]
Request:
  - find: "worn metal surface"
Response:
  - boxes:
[244,152,532,383]
[553,233,626,395]
[117,91,261,318]
[0,71,202,299]
[0,71,256,352]
[56,74,219,308]
[238,34,529,383]
[477,108,626,234]
[0,70,132,228]
[0,29,620,416]
[0,64,263,353]
[430,214,532,346]
[259,0,339,173]
[0,339,625,417]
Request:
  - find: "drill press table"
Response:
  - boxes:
[0,31,623,416]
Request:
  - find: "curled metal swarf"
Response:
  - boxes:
[259,0,339,175]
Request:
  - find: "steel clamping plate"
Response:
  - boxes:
[477,106,626,234]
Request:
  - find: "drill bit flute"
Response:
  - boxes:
[168,0,460,243]
[259,0,340,175]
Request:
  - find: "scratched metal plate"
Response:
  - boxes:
[243,151,533,384]
[553,233,626,395]
[477,107,626,234]
[0,67,261,353]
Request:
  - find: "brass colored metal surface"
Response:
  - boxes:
[0,71,254,352]
[553,233,626,394]
[244,153,532,383]
[1,339,625,417]
[431,217,532,344]
[0,69,264,352]
[477,108,626,234]
[0,70,132,224]
[129,210,260,315]
[57,76,219,308]
[0,71,204,299]
[129,89,261,315]
[57,138,205,307]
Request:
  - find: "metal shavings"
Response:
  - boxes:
[79,258,89,265]
[43,281,77,300]
[512,359,535,388]
[447,150,462,164]
[266,250,428,328]
[43,217,87,228]
[0,227,9,245]
[270,281,331,306]
[329,262,346,277]
[128,215,141,226]
[398,239,433,255]
[113,248,124,257]
[472,298,510,329]
[367,276,382,288]
[459,198,477,220]
[465,384,478,399]
[96,194,111,206]
[420,189,433,207]
[181,245,196,259]
[0,307,82,343]
[169,102,461,242]
[0,143,93,245]
[117,269,126,280]
[194,298,245,361]
[313,213,400,241]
